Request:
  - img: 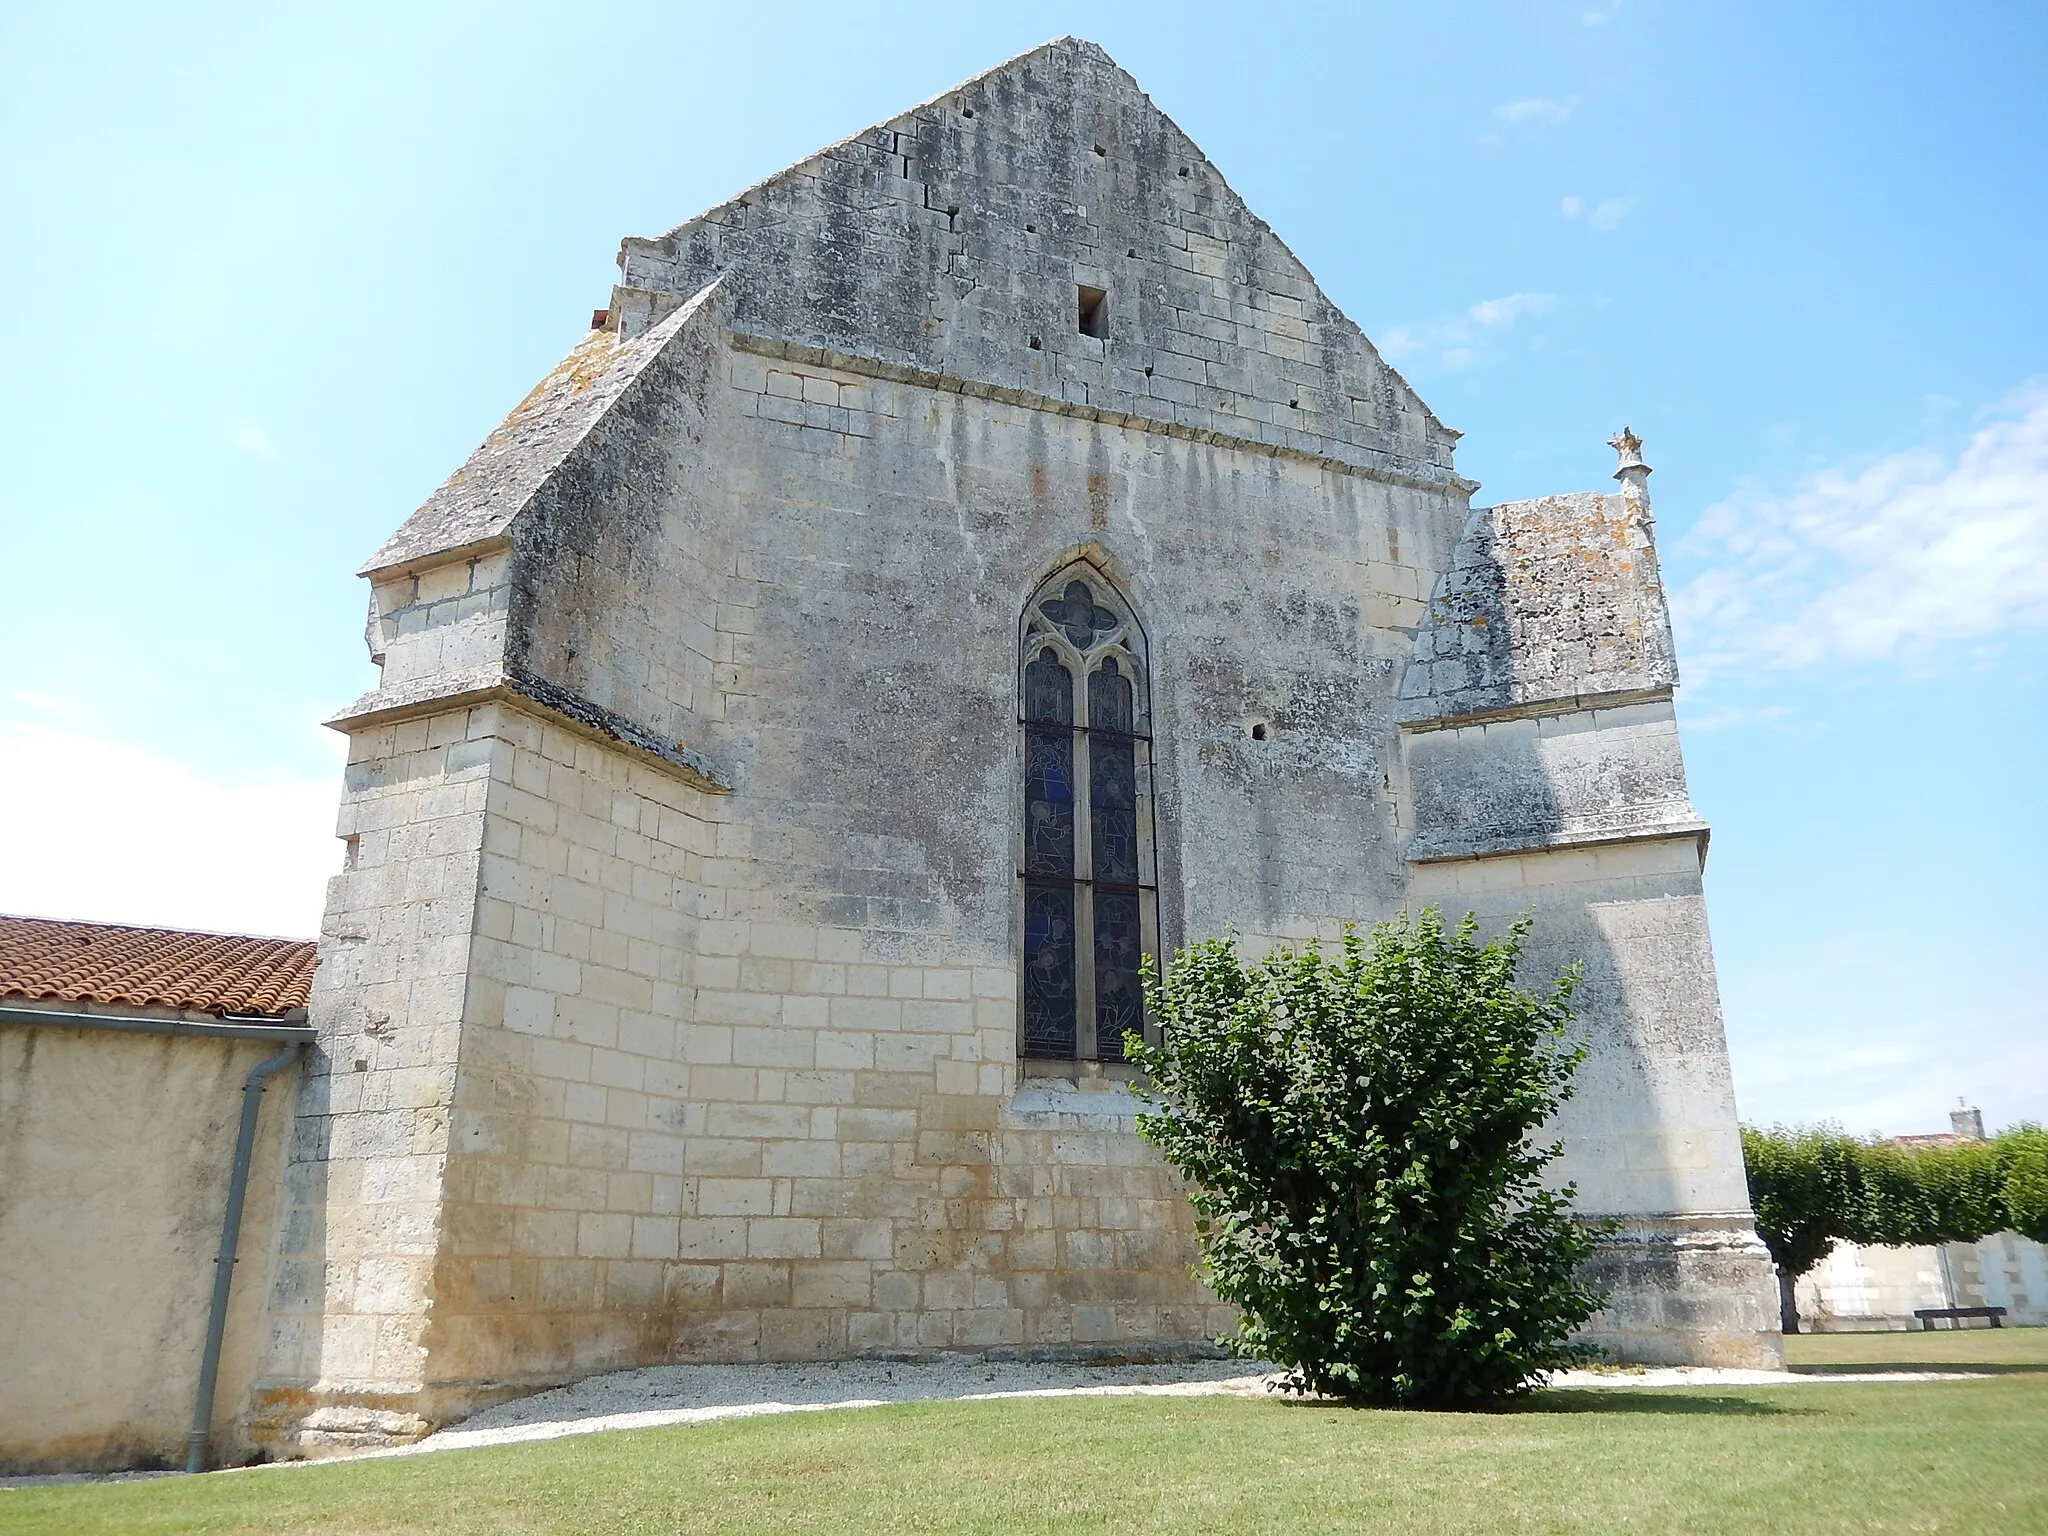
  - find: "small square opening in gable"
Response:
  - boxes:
[1077,285,1109,339]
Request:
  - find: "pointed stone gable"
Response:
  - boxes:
[612,37,1458,487]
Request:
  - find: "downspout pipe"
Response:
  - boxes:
[183,1034,308,1474]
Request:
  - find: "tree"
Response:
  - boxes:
[1739,1125,1869,1334]
[1127,910,1608,1408]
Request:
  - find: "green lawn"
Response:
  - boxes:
[9,1330,2044,1535]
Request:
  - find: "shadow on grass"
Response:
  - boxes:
[1525,1390,1793,1417]
[1787,1360,2048,1377]
[1267,1390,1789,1417]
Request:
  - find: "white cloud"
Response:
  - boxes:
[1380,292,1568,371]
[7,689,93,722]
[1377,324,1424,362]
[1495,97,1576,126]
[1672,385,2048,677]
[1468,291,1559,327]
[1725,937,2048,1132]
[233,423,279,460]
[1559,193,1632,232]
[1588,196,1631,232]
[0,720,341,936]
[1582,0,1627,24]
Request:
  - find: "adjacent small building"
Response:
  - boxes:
[0,916,315,1473]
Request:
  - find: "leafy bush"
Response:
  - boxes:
[1128,910,1608,1408]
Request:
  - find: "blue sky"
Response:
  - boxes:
[2,2,2042,1136]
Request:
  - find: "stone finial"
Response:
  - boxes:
[1609,425,1652,501]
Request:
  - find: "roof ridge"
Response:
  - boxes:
[641,36,1113,249]
[0,913,317,946]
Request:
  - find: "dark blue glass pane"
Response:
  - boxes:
[1023,881,1077,1057]
[1024,647,1073,725]
[1093,888,1143,1061]
[1088,659,1133,732]
[1025,729,1075,877]
[1089,664,1138,887]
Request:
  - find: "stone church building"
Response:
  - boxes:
[255,38,1776,1447]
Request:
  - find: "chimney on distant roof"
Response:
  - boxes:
[1951,1102,1985,1141]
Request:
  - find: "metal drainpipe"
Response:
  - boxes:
[183,1035,308,1474]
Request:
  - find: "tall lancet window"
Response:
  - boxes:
[1019,570,1158,1064]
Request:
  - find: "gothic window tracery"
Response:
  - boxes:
[1018,572,1158,1064]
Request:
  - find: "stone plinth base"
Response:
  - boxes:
[1578,1214,1784,1369]
[245,1384,504,1460]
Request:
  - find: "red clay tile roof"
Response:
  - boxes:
[0,914,316,1017]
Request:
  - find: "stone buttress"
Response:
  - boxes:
[1397,430,1779,1366]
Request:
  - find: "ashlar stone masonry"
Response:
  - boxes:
[252,37,1779,1452]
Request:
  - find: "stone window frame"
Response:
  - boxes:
[1015,562,1161,1078]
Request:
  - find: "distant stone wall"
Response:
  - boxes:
[1797,1235,2048,1331]
[0,1017,297,1472]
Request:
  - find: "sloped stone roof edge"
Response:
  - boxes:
[360,279,727,580]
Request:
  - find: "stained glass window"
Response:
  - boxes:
[1092,888,1143,1061]
[1021,882,1077,1057]
[1018,570,1158,1065]
[1088,662,1138,886]
[1023,649,1074,879]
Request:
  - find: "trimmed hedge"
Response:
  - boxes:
[1741,1121,2048,1331]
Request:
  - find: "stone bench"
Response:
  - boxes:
[1914,1306,2007,1331]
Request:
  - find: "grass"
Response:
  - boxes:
[1784,1324,2048,1373]
[7,1330,2044,1535]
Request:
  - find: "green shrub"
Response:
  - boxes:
[1128,910,1608,1408]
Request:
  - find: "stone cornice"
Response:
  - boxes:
[326,669,731,793]
[1404,819,1710,867]
[1396,686,1677,734]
